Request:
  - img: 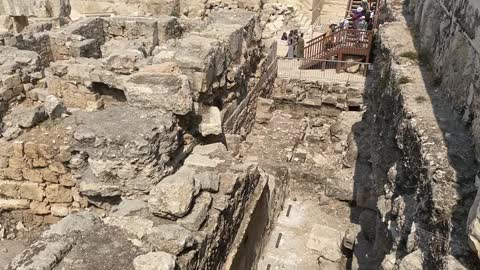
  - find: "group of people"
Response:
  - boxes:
[281,30,305,59]
[280,0,375,59]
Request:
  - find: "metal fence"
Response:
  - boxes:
[276,57,370,84]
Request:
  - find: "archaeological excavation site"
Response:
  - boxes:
[0,0,480,269]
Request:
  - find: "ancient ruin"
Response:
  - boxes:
[0,0,479,269]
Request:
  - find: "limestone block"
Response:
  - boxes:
[148,167,196,219]
[42,169,59,183]
[0,199,30,209]
[46,184,73,203]
[19,182,44,201]
[198,106,223,136]
[194,171,219,193]
[2,127,22,141]
[0,180,21,198]
[45,95,67,119]
[2,0,71,18]
[255,98,274,123]
[12,141,24,158]
[125,73,193,116]
[102,50,145,75]
[51,204,70,217]
[145,224,195,255]
[133,252,176,270]
[177,193,212,231]
[9,105,48,128]
[192,143,227,156]
[79,181,121,197]
[30,201,50,215]
[24,142,39,159]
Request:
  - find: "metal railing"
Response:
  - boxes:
[277,57,370,84]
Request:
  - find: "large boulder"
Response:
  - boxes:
[148,167,196,219]
[133,252,176,270]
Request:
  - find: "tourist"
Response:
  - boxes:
[287,31,295,58]
[292,30,299,57]
[361,0,370,13]
[325,24,336,50]
[281,32,288,41]
[340,18,350,30]
[352,7,363,29]
[358,16,368,43]
[296,33,305,58]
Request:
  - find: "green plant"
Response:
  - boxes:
[399,51,418,60]
[398,76,413,84]
[418,49,431,66]
[415,95,428,103]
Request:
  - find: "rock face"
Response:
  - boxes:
[406,0,480,262]
[2,0,71,17]
[148,167,196,219]
[353,3,479,268]
[7,143,263,270]
[70,0,180,16]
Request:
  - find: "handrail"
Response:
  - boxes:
[305,29,372,59]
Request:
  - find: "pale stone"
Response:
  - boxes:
[148,167,195,219]
[177,193,212,231]
[133,252,176,270]
[19,182,45,201]
[51,204,70,217]
[198,106,223,136]
[0,199,30,209]
[145,224,195,255]
[30,201,51,215]
[45,95,67,119]
[46,184,73,203]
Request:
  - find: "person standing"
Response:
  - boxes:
[287,31,295,58]
[352,7,363,29]
[296,33,305,58]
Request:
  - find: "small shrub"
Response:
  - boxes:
[418,49,431,65]
[415,96,428,103]
[398,76,413,84]
[399,51,418,60]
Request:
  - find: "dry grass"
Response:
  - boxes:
[399,51,418,60]
[398,76,413,85]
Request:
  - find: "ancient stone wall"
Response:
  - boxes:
[406,0,480,159]
[356,9,479,267]
[405,0,480,262]
[71,0,180,16]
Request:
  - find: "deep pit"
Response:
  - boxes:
[0,0,480,269]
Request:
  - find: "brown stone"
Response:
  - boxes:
[8,157,27,169]
[19,182,44,201]
[38,144,55,160]
[0,180,20,198]
[46,184,73,203]
[49,162,67,174]
[0,156,8,168]
[42,169,59,183]
[22,168,44,183]
[57,146,71,162]
[12,141,24,158]
[30,201,50,215]
[43,214,61,224]
[59,174,75,187]
[24,142,39,159]
[33,158,48,168]
[4,167,23,181]
[51,203,70,217]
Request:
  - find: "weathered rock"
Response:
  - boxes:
[0,199,30,210]
[177,193,212,231]
[2,0,72,18]
[256,98,274,123]
[145,224,195,255]
[398,250,423,270]
[10,105,48,128]
[46,184,73,203]
[198,106,222,136]
[2,127,22,141]
[194,170,219,193]
[133,252,176,270]
[45,95,67,119]
[148,167,196,219]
